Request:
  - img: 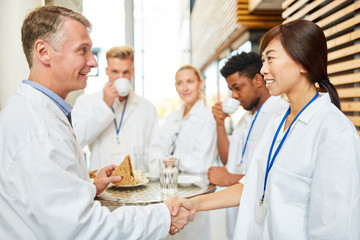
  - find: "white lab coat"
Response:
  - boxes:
[0,83,170,239]
[159,99,217,173]
[224,96,288,240]
[72,90,164,171]
[233,93,360,240]
[160,99,216,240]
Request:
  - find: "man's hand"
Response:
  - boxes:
[163,197,194,235]
[103,82,120,108]
[93,164,121,195]
[208,166,243,187]
[212,102,228,127]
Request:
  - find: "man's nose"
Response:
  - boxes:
[231,91,239,99]
[88,53,98,68]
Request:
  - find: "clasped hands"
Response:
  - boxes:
[163,196,196,235]
[93,166,197,235]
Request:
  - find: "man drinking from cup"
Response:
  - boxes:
[72,46,164,173]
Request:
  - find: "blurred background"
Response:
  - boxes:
[1,0,359,135]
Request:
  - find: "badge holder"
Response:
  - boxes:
[255,199,267,225]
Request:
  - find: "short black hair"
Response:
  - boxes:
[220,52,262,80]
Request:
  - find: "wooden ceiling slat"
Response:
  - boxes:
[284,0,326,24]
[327,29,360,49]
[328,44,360,62]
[341,102,360,112]
[317,2,360,28]
[328,58,360,74]
[237,15,283,21]
[282,0,297,10]
[330,73,360,86]
[323,15,360,38]
[337,87,360,98]
[282,0,309,19]
[304,0,345,22]
[252,10,283,15]
[347,116,360,127]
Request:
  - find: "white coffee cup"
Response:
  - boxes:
[222,98,240,114]
[114,78,131,97]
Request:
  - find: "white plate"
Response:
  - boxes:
[144,172,160,181]
[178,175,202,187]
[110,177,149,188]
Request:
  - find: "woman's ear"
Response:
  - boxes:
[199,78,204,90]
[33,39,51,65]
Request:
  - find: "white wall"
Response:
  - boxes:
[0,0,42,110]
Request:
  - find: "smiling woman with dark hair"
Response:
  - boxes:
[176,20,360,240]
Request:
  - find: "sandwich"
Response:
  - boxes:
[111,154,135,186]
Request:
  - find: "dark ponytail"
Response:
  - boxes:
[317,77,341,110]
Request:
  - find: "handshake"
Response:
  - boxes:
[163,196,197,235]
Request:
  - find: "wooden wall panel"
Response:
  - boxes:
[191,0,283,71]
[283,0,360,132]
[191,0,238,70]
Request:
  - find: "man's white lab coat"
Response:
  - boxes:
[0,83,170,239]
[72,90,164,171]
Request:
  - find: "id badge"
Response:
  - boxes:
[233,162,246,175]
[255,201,267,225]
[109,143,127,164]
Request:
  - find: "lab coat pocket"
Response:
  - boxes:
[267,165,311,238]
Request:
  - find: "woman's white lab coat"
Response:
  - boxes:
[225,96,288,240]
[159,99,217,173]
[233,93,360,239]
[0,83,170,239]
[160,99,216,240]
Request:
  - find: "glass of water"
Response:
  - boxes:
[159,157,179,194]
[133,146,148,173]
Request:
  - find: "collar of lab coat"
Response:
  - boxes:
[272,92,329,140]
[18,83,73,129]
[112,88,138,105]
[261,96,284,114]
[178,98,205,121]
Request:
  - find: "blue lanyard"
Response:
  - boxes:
[241,104,264,163]
[112,98,128,142]
[261,92,319,203]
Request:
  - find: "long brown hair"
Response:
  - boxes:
[259,20,341,109]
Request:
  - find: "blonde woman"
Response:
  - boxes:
[160,65,217,240]
[160,65,217,173]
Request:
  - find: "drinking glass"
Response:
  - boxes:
[159,157,179,194]
[133,147,148,172]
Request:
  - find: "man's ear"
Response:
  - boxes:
[252,73,265,88]
[33,39,51,65]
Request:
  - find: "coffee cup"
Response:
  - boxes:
[114,78,131,97]
[222,98,240,114]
